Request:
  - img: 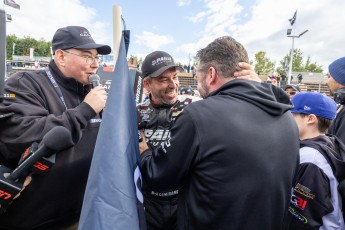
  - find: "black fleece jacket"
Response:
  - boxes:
[0,60,99,229]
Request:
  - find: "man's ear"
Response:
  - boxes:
[208,66,218,85]
[54,50,66,67]
[143,78,151,93]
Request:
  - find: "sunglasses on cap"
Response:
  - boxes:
[285,91,297,95]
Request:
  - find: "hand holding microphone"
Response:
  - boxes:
[0,126,73,213]
[84,74,107,115]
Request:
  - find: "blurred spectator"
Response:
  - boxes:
[179,86,194,96]
[327,56,345,145]
[284,84,301,100]
[297,73,303,83]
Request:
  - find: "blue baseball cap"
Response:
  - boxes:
[291,92,337,120]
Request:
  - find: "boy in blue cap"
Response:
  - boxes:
[286,92,345,229]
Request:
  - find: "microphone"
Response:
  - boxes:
[89,74,103,118]
[0,126,73,212]
[89,74,100,88]
[7,126,73,181]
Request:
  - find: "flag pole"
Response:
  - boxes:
[112,5,122,67]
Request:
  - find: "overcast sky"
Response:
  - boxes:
[2,0,344,72]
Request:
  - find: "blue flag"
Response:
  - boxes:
[78,38,141,230]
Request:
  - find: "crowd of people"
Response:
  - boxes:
[0,24,345,230]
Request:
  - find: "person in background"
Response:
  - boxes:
[284,84,301,101]
[0,26,110,229]
[139,36,299,230]
[297,73,303,84]
[271,75,278,86]
[326,56,345,145]
[137,50,258,230]
[287,92,345,229]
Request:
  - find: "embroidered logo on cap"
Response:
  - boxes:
[303,106,311,111]
[151,56,173,66]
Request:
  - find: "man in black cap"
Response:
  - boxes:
[137,50,259,230]
[137,51,199,230]
[0,26,111,229]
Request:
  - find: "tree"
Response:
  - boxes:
[304,56,323,73]
[6,34,18,59]
[277,48,323,74]
[6,34,51,59]
[253,51,275,75]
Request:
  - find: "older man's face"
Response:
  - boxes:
[325,73,342,96]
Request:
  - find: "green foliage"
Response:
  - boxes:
[253,51,275,75]
[276,48,323,73]
[6,34,51,60]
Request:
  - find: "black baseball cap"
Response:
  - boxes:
[141,51,184,78]
[52,26,111,55]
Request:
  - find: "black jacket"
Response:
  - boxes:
[329,105,345,144]
[141,79,300,230]
[286,135,345,229]
[0,61,99,229]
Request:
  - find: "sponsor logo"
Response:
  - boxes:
[151,56,172,67]
[145,129,171,141]
[291,194,307,210]
[0,190,11,200]
[33,162,49,171]
[90,118,102,123]
[3,93,16,98]
[295,183,315,199]
[289,207,308,224]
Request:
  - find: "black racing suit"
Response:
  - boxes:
[137,95,198,230]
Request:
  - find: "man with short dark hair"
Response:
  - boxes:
[139,36,299,229]
[0,26,110,229]
[326,56,345,144]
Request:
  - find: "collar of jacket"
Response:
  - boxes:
[48,60,92,96]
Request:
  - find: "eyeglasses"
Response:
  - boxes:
[285,91,297,95]
[63,50,102,64]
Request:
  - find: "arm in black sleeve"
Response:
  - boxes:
[329,107,345,143]
[0,72,96,162]
[140,109,198,189]
[289,163,333,228]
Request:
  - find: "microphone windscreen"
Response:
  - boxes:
[41,126,73,152]
[89,74,100,83]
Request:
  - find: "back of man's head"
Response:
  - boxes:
[329,56,345,86]
[196,36,249,79]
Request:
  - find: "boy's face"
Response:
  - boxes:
[292,113,308,139]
